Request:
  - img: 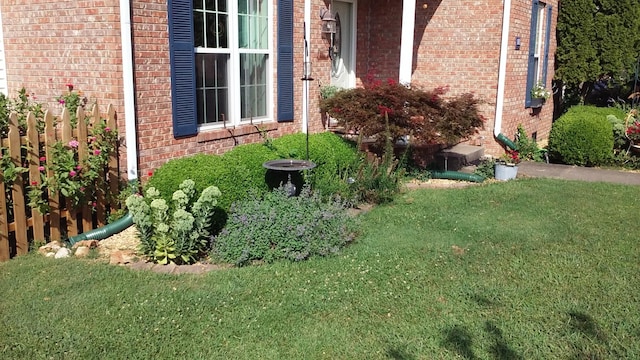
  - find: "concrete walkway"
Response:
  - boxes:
[517,161,640,185]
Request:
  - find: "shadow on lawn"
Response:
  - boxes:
[441,322,522,360]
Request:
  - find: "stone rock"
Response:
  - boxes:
[54,247,71,259]
[45,252,56,258]
[109,250,138,265]
[38,241,62,256]
[72,240,99,250]
[74,246,91,258]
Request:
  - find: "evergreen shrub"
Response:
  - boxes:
[548,106,614,166]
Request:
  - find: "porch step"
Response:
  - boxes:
[435,144,484,171]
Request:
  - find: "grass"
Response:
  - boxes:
[1,178,639,359]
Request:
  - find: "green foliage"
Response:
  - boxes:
[126,179,221,264]
[27,120,118,213]
[319,84,340,99]
[473,157,496,180]
[56,84,88,127]
[212,185,356,266]
[515,125,544,162]
[349,118,405,204]
[147,132,361,211]
[270,132,361,198]
[556,0,640,99]
[548,106,615,166]
[607,114,628,149]
[0,88,46,137]
[319,80,485,149]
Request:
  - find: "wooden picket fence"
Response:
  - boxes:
[0,104,120,261]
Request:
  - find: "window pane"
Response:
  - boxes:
[205,13,228,48]
[196,53,229,124]
[194,11,205,47]
[240,53,267,119]
[238,0,268,49]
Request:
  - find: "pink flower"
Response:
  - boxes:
[93,149,101,156]
[58,99,65,105]
[38,166,45,172]
[69,170,77,177]
[76,165,82,170]
[80,187,85,192]
[104,127,111,132]
[31,181,38,186]
[89,136,97,143]
[91,202,97,208]
[39,156,46,162]
[68,140,79,148]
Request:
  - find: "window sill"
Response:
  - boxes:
[196,122,278,143]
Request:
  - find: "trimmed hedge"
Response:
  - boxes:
[548,106,615,166]
[145,132,361,210]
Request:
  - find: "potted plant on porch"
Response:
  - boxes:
[494,149,520,181]
[530,81,551,108]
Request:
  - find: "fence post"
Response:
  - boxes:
[0,150,8,261]
[59,108,78,237]
[8,113,28,254]
[27,112,45,242]
[44,110,61,241]
[76,107,92,232]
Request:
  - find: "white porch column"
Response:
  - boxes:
[399,0,416,86]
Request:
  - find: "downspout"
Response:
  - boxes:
[494,0,517,151]
[399,0,416,86]
[68,0,137,245]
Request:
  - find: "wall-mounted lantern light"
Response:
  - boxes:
[320,4,337,59]
[515,36,521,50]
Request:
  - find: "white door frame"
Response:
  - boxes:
[330,0,357,89]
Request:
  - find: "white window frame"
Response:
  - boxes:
[194,0,274,130]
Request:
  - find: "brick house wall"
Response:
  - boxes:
[1,0,124,124]
[352,0,558,156]
[1,0,558,180]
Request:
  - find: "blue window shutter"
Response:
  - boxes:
[168,0,197,137]
[542,5,553,84]
[277,0,294,122]
[525,0,540,107]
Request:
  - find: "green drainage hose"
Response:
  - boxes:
[495,133,518,151]
[67,212,134,246]
[431,170,485,183]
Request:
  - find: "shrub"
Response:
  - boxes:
[126,179,221,264]
[348,116,405,204]
[548,106,614,166]
[474,158,496,180]
[146,153,226,204]
[211,186,357,266]
[515,124,544,162]
[271,132,361,198]
[319,79,485,150]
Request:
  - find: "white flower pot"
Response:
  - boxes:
[495,163,518,181]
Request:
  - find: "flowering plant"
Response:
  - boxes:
[27,120,118,213]
[498,149,521,165]
[530,82,551,100]
[625,109,640,142]
[56,83,88,127]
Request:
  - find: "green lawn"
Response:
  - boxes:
[1,179,638,359]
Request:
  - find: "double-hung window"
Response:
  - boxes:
[168,0,293,137]
[525,0,552,107]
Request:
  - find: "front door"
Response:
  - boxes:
[330,0,355,89]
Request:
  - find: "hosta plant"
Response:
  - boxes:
[125,179,221,265]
